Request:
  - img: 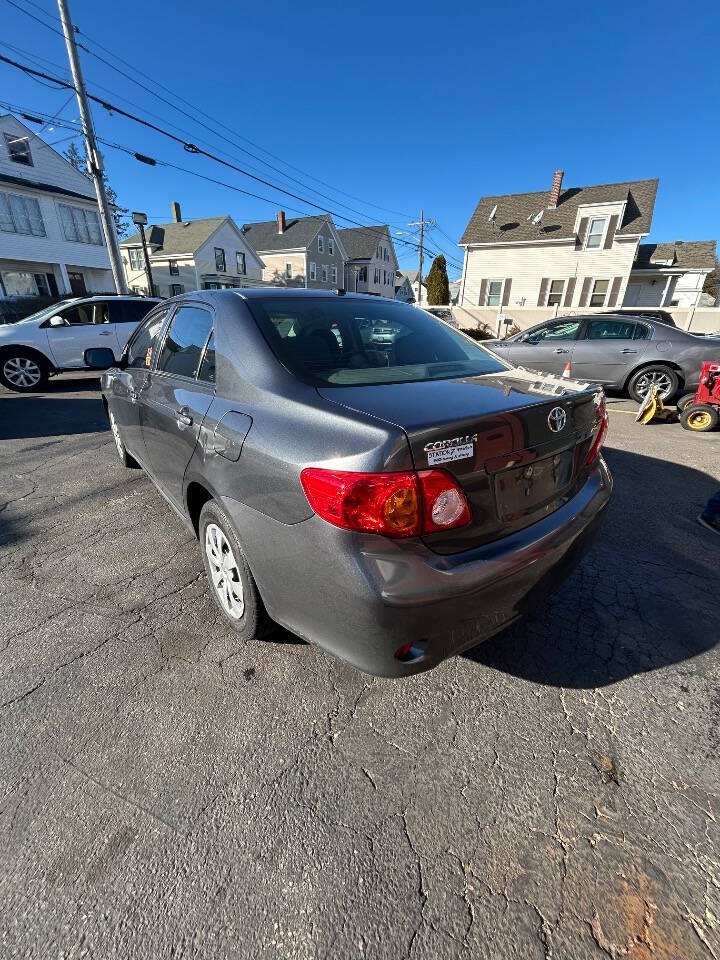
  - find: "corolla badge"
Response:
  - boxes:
[547,407,567,432]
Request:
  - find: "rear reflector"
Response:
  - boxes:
[586,395,608,465]
[300,467,471,538]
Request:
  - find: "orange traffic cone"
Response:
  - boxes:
[562,361,572,378]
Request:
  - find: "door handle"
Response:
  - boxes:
[98,331,111,336]
[621,349,638,354]
[128,390,138,402]
[175,407,193,427]
[554,347,569,354]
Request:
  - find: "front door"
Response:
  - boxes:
[139,304,215,508]
[68,271,86,295]
[501,318,583,375]
[44,301,115,368]
[570,317,647,387]
[107,306,171,464]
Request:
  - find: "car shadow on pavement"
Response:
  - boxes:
[0,390,107,440]
[463,446,719,689]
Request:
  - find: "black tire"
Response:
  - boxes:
[107,408,140,468]
[627,365,679,404]
[199,499,271,639]
[0,348,49,392]
[676,392,697,413]
[680,404,719,432]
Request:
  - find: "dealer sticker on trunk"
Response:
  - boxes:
[424,434,477,466]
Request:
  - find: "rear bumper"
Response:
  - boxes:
[221,458,612,678]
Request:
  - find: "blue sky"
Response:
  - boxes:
[3,0,719,278]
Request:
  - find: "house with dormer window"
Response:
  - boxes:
[458,171,661,311]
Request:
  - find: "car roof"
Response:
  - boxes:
[232,288,393,302]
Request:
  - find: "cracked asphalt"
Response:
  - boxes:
[1,373,719,960]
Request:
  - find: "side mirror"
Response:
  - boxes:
[84,347,116,370]
[48,315,66,327]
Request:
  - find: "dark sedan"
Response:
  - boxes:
[86,290,611,677]
[489,313,720,402]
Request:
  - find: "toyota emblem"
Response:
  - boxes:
[548,407,567,432]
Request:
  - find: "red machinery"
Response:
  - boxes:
[679,362,720,432]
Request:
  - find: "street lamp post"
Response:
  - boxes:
[132,211,155,297]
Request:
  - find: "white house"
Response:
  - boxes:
[458,171,660,312]
[625,240,716,308]
[397,269,427,304]
[394,272,414,302]
[120,202,263,297]
[0,114,113,299]
[242,211,348,289]
[337,225,398,296]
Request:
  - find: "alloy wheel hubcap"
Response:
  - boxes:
[205,523,244,619]
[108,411,124,459]
[635,371,672,399]
[4,356,41,388]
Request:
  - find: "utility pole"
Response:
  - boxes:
[132,212,154,296]
[57,0,128,295]
[408,211,435,305]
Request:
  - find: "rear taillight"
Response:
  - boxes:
[586,395,608,465]
[300,468,471,538]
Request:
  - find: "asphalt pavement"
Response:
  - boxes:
[1,374,719,959]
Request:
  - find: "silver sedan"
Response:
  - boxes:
[489,314,720,402]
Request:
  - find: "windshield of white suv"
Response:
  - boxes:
[247,298,509,386]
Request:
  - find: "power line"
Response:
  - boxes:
[3,0,415,223]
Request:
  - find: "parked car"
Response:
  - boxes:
[87,290,611,677]
[488,314,720,402]
[0,296,162,392]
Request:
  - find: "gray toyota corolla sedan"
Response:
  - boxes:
[86,290,611,677]
[489,314,720,402]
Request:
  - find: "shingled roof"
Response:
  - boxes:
[338,225,390,260]
[460,178,659,245]
[634,240,717,271]
[241,215,331,252]
[122,217,227,255]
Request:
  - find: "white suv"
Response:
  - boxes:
[0,296,161,391]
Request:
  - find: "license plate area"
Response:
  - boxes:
[494,449,575,520]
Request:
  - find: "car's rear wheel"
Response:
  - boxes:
[627,365,679,404]
[199,500,270,639]
[108,409,139,468]
[680,404,719,432]
[0,349,49,392]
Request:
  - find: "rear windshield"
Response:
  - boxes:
[246,298,508,386]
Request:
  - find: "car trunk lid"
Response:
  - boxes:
[317,368,603,554]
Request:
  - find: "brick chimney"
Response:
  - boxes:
[548,170,564,208]
[276,210,286,234]
[170,201,182,223]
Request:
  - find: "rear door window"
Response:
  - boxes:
[247,297,508,386]
[110,300,156,324]
[583,319,636,339]
[156,305,213,379]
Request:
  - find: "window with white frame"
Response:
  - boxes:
[377,245,382,258]
[128,248,143,270]
[4,132,33,166]
[331,265,337,284]
[384,248,389,261]
[59,204,103,244]
[374,267,380,284]
[0,191,45,236]
[328,238,334,255]
[585,217,606,249]
[309,262,316,280]
[214,247,226,272]
[285,262,292,279]
[322,264,328,282]
[486,279,503,307]
[318,235,324,253]
[170,283,184,296]
[590,279,609,307]
[169,260,179,276]
[236,251,246,275]
[547,279,565,306]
